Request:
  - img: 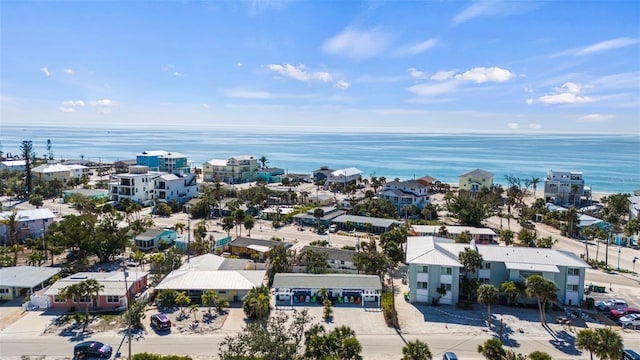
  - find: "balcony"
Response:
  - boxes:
[417,273,429,282]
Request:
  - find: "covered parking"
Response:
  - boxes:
[272,273,382,308]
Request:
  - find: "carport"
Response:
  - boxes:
[272,273,382,307]
[0,266,61,301]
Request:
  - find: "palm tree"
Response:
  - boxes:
[175,291,192,317]
[477,338,506,360]
[0,210,20,265]
[313,207,325,233]
[258,156,268,169]
[477,284,498,328]
[576,329,599,360]
[201,290,219,314]
[82,278,104,310]
[189,304,199,322]
[243,214,255,236]
[500,229,514,246]
[531,177,541,198]
[402,339,432,360]
[174,222,186,234]
[525,275,558,325]
[593,327,623,360]
[528,351,552,360]
[242,285,270,320]
[458,248,484,278]
[60,283,83,310]
[221,216,235,240]
[132,250,146,269]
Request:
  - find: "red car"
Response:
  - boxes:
[610,307,640,318]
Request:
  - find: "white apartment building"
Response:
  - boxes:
[109,165,198,206]
[155,172,198,204]
[543,170,591,206]
[202,155,259,183]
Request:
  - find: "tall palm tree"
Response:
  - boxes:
[402,339,432,360]
[477,338,506,360]
[0,211,21,265]
[82,278,104,310]
[477,284,498,328]
[576,329,598,360]
[174,222,186,234]
[593,327,623,360]
[531,177,541,198]
[525,275,558,325]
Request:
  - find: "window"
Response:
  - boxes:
[417,281,428,289]
[419,266,429,273]
[567,284,579,292]
[568,268,580,276]
[440,267,452,275]
[106,296,120,303]
[76,295,90,303]
[340,260,345,265]
[54,294,65,303]
[484,263,491,270]
[0,288,9,294]
[443,283,452,291]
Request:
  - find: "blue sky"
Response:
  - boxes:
[1,1,639,133]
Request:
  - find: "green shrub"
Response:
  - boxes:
[381,292,396,327]
[584,297,595,309]
[456,299,473,310]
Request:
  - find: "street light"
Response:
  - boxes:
[121,258,132,360]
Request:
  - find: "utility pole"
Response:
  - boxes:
[186,204,191,263]
[122,259,131,359]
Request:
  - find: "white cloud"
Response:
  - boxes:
[507,122,520,129]
[41,67,51,77]
[355,75,405,84]
[577,114,614,123]
[62,100,86,107]
[408,68,426,79]
[267,64,332,82]
[407,81,458,96]
[455,67,515,83]
[89,99,114,107]
[575,37,640,56]
[237,62,243,67]
[173,71,183,77]
[528,123,542,129]
[538,82,595,104]
[58,107,75,113]
[395,38,438,56]
[525,98,534,105]
[63,68,74,75]
[452,1,493,24]
[430,70,456,81]
[224,89,273,99]
[334,80,351,90]
[322,27,392,60]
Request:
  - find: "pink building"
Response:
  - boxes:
[44,271,148,310]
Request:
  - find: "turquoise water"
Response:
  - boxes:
[1,125,638,194]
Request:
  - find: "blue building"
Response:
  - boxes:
[136,150,190,174]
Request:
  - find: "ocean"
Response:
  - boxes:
[1,125,639,194]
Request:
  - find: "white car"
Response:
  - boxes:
[596,298,628,311]
[619,313,640,328]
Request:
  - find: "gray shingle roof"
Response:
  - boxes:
[272,273,381,290]
[460,168,494,178]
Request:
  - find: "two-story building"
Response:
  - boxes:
[411,225,498,244]
[312,166,335,183]
[155,172,198,204]
[31,163,87,184]
[134,228,177,251]
[326,167,362,188]
[293,206,346,228]
[256,167,285,183]
[406,236,589,306]
[202,155,259,183]
[136,150,190,174]
[458,169,494,193]
[0,208,55,245]
[298,245,357,273]
[109,166,162,206]
[379,180,430,213]
[544,170,591,206]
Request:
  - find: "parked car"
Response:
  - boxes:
[73,341,112,358]
[596,298,628,311]
[150,314,171,331]
[619,314,640,328]
[329,224,337,233]
[623,349,640,360]
[443,352,459,360]
[610,307,640,319]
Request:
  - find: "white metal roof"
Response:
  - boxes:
[155,270,265,291]
[0,208,55,221]
[0,266,61,288]
[504,262,560,273]
[331,167,362,177]
[411,225,496,236]
[405,237,463,267]
[206,159,227,166]
[247,244,271,253]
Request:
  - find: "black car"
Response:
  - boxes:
[73,341,112,358]
[150,313,171,331]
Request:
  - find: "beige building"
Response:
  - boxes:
[202,155,259,183]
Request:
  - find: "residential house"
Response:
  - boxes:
[312,166,335,183]
[458,169,494,193]
[44,271,149,310]
[543,170,591,206]
[31,163,86,183]
[411,225,498,244]
[416,176,437,191]
[226,237,293,260]
[134,228,177,251]
[406,236,589,306]
[0,208,55,245]
[272,273,382,307]
[136,150,190,174]
[629,195,640,220]
[331,214,403,235]
[155,253,265,303]
[202,155,259,183]
[256,167,285,183]
[155,172,198,204]
[326,167,362,187]
[0,266,61,300]
[109,166,162,206]
[298,245,357,272]
[113,159,137,174]
[293,206,346,228]
[379,180,431,214]
[0,160,26,172]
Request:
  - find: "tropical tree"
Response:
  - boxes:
[243,215,255,236]
[201,290,219,314]
[323,299,333,321]
[258,156,268,169]
[500,280,522,306]
[20,140,34,198]
[500,229,514,245]
[525,275,558,325]
[174,222,186,234]
[576,329,599,360]
[304,324,362,360]
[313,207,325,233]
[175,291,192,317]
[531,177,541,197]
[477,338,506,360]
[266,245,294,286]
[189,304,199,321]
[300,248,328,274]
[242,285,270,320]
[477,284,498,328]
[401,339,432,360]
[132,250,146,269]
[221,216,235,240]
[82,278,104,310]
[593,327,623,360]
[536,236,557,248]
[458,248,484,278]
[125,298,147,329]
[0,210,20,264]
